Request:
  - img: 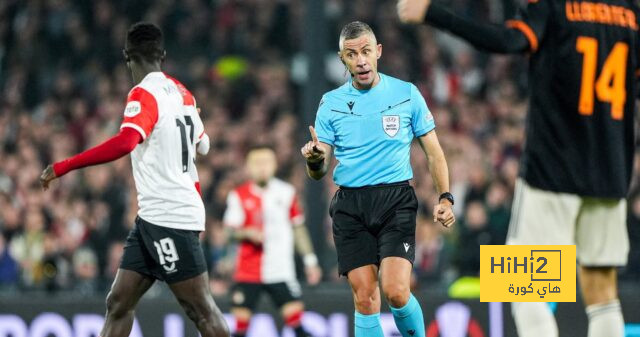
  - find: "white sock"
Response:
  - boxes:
[586,299,624,337]
[512,302,558,337]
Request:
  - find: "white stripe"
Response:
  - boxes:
[121,123,147,140]
[507,179,524,241]
[286,279,302,298]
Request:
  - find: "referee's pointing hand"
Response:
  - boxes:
[301,126,325,163]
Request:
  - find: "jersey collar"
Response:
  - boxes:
[347,72,385,95]
[250,178,274,194]
[141,71,166,82]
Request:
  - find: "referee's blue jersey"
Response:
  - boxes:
[314,73,435,188]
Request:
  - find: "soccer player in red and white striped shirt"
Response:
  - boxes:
[224,145,321,337]
[40,22,228,337]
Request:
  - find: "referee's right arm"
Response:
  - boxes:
[301,126,333,180]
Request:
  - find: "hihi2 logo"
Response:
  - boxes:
[480,245,576,302]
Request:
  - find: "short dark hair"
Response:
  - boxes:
[339,21,376,50]
[125,22,164,63]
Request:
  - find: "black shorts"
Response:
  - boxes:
[120,216,207,284]
[230,281,302,310]
[330,181,418,276]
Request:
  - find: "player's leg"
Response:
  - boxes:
[230,283,261,337]
[579,267,623,337]
[576,198,628,337]
[169,272,229,337]
[101,219,157,337]
[347,265,384,337]
[100,269,155,337]
[230,307,252,337]
[266,281,310,337]
[331,189,383,337]
[506,178,580,337]
[136,219,229,337]
[281,301,308,337]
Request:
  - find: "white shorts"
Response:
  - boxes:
[506,178,629,267]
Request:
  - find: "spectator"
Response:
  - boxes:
[413,215,452,282]
[454,201,490,276]
[0,234,19,289]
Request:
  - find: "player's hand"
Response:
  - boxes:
[301,126,325,163]
[305,265,322,285]
[39,164,57,191]
[397,0,431,24]
[433,200,455,228]
[243,229,264,245]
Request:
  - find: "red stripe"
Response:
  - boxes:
[233,183,263,282]
[164,73,196,106]
[236,319,249,333]
[289,193,303,224]
[285,310,303,327]
[122,87,159,138]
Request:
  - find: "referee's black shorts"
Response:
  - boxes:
[330,181,418,276]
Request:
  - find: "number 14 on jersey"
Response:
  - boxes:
[576,36,628,120]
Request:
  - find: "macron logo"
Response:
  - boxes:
[347,101,355,111]
[403,243,410,253]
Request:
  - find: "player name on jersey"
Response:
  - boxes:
[565,1,638,30]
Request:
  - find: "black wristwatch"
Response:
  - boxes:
[439,192,454,205]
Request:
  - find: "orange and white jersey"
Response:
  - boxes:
[223,178,305,283]
[120,72,206,231]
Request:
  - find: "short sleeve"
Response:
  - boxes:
[223,190,245,228]
[314,95,335,146]
[191,106,206,141]
[289,193,305,226]
[505,0,551,53]
[120,87,159,140]
[410,84,435,137]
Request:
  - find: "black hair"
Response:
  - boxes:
[125,22,164,63]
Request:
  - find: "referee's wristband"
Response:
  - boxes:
[439,192,455,205]
[306,159,324,171]
[303,254,319,267]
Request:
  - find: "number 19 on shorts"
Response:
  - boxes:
[154,237,180,273]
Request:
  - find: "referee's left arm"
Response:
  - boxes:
[417,131,449,196]
[411,82,455,227]
[417,131,455,227]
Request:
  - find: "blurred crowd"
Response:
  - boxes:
[1,0,639,296]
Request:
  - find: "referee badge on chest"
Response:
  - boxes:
[382,115,400,137]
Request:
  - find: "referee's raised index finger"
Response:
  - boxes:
[309,126,319,143]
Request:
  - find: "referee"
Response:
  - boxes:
[301,21,455,337]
